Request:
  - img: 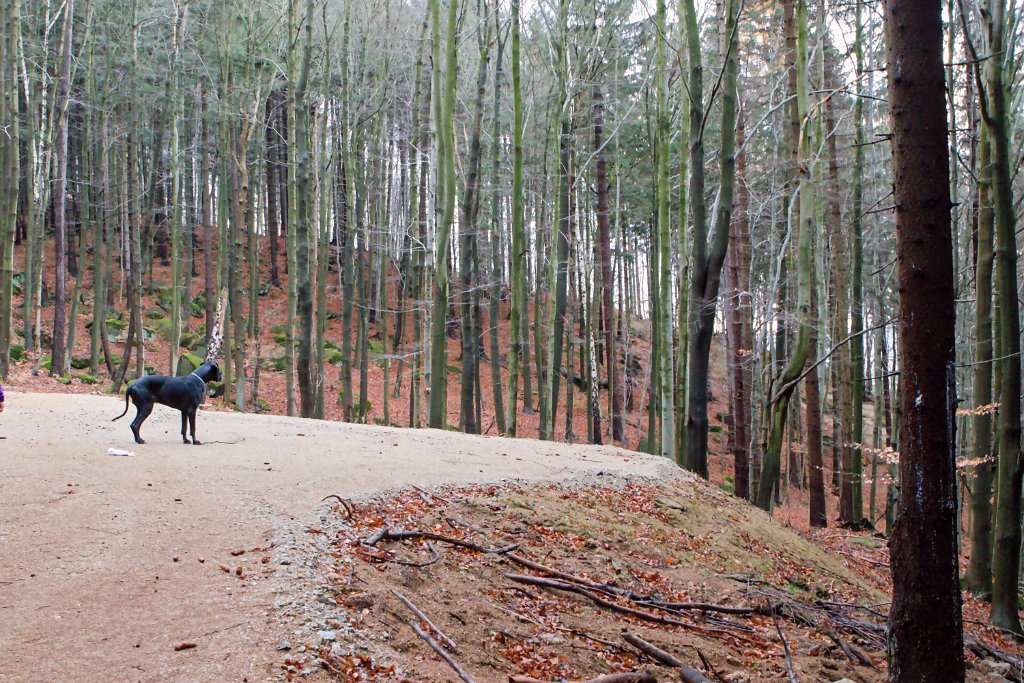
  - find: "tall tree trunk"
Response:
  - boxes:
[292,0,315,418]
[757,0,811,511]
[0,0,19,379]
[505,0,527,435]
[51,0,75,378]
[654,0,674,460]
[884,0,966,673]
[593,85,623,444]
[487,13,506,436]
[964,121,994,596]
[427,0,458,429]
[681,0,739,475]
[725,104,751,499]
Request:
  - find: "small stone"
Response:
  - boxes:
[725,673,748,683]
[539,634,564,644]
[831,679,856,683]
[172,556,179,563]
[276,641,292,651]
[279,557,292,566]
[318,630,336,642]
[725,655,741,667]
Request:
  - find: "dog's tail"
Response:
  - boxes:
[111,387,132,422]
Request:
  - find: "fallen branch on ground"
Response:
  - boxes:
[392,589,459,654]
[363,527,518,554]
[503,573,758,644]
[509,674,658,683]
[320,494,355,519]
[394,541,442,568]
[620,631,711,683]
[407,619,478,683]
[775,619,798,683]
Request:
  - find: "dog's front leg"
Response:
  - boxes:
[188,409,201,445]
[181,411,191,444]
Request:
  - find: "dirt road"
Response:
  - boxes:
[0,392,674,682]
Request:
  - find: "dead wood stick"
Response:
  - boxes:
[372,528,518,554]
[621,630,685,667]
[363,527,389,546]
[394,541,442,568]
[679,669,714,683]
[412,484,450,502]
[505,573,693,628]
[506,553,651,600]
[621,632,711,683]
[392,589,459,653]
[637,600,755,616]
[696,650,726,683]
[407,619,478,683]
[775,619,798,683]
[320,494,355,519]
[508,553,752,626]
[504,574,758,645]
[820,627,876,669]
[509,674,658,683]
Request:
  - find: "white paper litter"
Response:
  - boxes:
[106,448,136,457]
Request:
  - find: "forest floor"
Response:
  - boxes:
[1,394,1020,683]
[0,391,672,682]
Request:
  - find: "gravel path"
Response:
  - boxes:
[0,392,674,682]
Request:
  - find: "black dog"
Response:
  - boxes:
[112,360,222,445]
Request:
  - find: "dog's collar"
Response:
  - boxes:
[188,371,205,385]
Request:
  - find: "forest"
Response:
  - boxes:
[0,0,1021,678]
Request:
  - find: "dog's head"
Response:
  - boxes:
[200,360,222,383]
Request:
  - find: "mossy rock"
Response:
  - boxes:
[57,375,72,385]
[446,364,461,375]
[9,345,26,362]
[40,356,52,371]
[271,324,289,345]
[207,380,224,398]
[255,397,270,412]
[12,271,25,296]
[190,293,207,319]
[155,288,174,312]
[368,338,385,356]
[709,424,724,434]
[75,373,99,385]
[105,317,128,331]
[272,355,288,372]
[327,349,344,366]
[324,338,342,352]
[445,423,458,432]
[145,307,166,320]
[70,356,90,370]
[144,365,156,375]
[180,330,202,350]
[176,352,205,377]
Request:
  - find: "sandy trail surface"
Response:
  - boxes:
[0,392,674,682]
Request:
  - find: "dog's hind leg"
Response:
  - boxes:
[188,409,201,445]
[130,401,153,444]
